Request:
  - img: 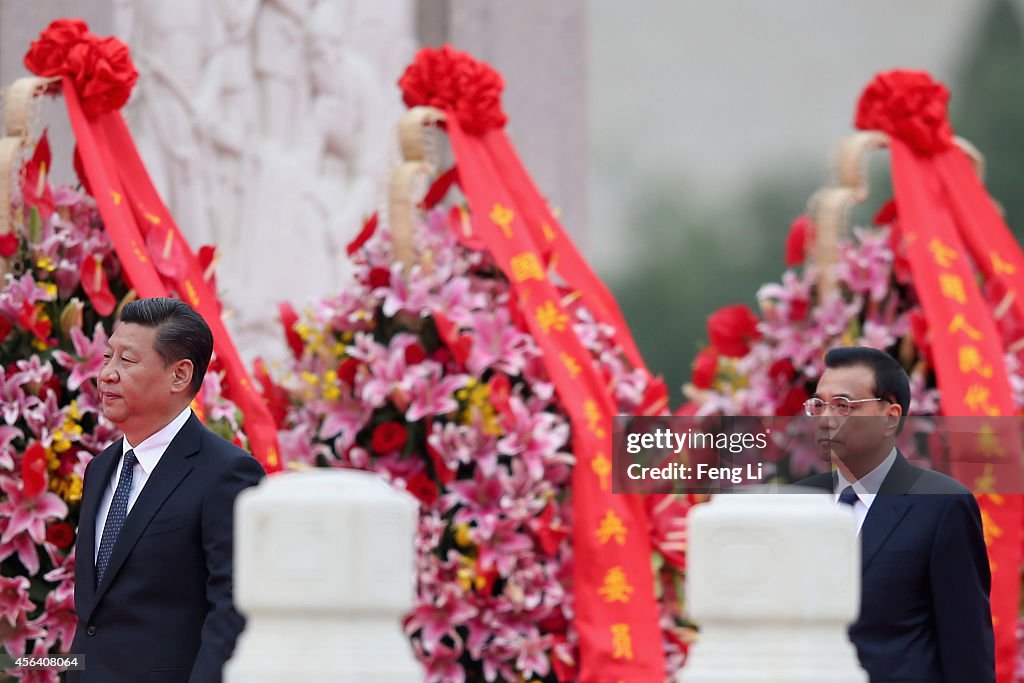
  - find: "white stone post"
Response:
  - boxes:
[225,469,421,682]
[678,490,868,682]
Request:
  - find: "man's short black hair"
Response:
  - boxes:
[824,345,912,418]
[119,297,213,397]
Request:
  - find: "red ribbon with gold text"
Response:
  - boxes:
[402,46,667,681]
[24,19,281,472]
[857,70,1024,683]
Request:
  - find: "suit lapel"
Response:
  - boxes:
[90,415,202,609]
[859,452,920,570]
[75,439,122,615]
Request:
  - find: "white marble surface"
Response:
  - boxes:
[226,469,420,681]
[679,490,868,682]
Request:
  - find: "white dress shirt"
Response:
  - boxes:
[834,446,898,534]
[94,406,193,562]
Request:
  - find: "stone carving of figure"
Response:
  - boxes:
[195,0,262,249]
[121,0,215,245]
[254,0,314,149]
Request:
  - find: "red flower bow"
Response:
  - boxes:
[399,45,508,135]
[24,18,138,117]
[854,70,954,155]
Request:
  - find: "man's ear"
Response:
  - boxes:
[170,359,195,395]
[884,402,903,435]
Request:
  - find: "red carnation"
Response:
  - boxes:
[399,45,508,135]
[855,70,953,155]
[707,304,761,358]
[45,522,74,550]
[690,347,719,389]
[371,421,408,454]
[785,214,814,267]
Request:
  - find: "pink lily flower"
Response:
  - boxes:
[52,322,107,391]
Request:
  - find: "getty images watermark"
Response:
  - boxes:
[611,415,1024,495]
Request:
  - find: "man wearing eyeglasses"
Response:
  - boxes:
[798,346,993,683]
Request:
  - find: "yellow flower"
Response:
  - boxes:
[31,337,49,352]
[65,475,83,504]
[36,256,57,273]
[41,282,58,298]
[454,523,473,548]
[301,371,319,386]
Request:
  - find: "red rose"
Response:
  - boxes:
[707,305,761,358]
[337,357,360,385]
[398,45,508,135]
[23,18,91,76]
[367,267,390,289]
[690,347,719,389]
[784,215,814,267]
[46,522,75,550]
[404,471,438,506]
[371,421,408,454]
[0,232,18,259]
[404,342,427,366]
[855,70,953,155]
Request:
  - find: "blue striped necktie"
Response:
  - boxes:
[838,485,859,507]
[96,449,137,585]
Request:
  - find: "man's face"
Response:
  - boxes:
[98,323,177,429]
[813,364,898,466]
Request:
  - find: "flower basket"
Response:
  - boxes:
[269,47,697,683]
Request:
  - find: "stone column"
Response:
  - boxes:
[225,469,420,682]
[678,491,868,682]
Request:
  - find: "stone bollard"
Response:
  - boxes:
[225,469,421,682]
[678,490,868,682]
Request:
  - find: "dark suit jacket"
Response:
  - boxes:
[69,413,266,683]
[799,452,994,683]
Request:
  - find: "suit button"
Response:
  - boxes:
[86,626,96,636]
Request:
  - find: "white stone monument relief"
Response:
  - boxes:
[114,0,415,361]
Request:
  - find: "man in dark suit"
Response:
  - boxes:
[798,346,993,682]
[70,298,266,683]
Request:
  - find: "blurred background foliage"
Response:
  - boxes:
[607,0,1024,405]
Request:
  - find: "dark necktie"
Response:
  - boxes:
[96,449,137,585]
[838,485,859,507]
